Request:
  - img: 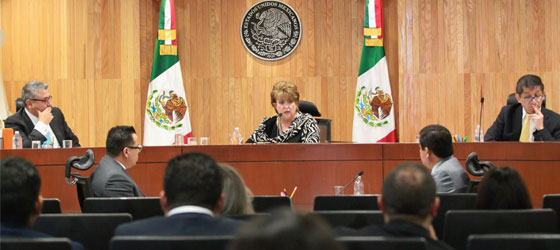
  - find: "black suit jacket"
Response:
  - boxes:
[114,212,244,236]
[4,107,80,148]
[485,103,560,141]
[91,155,145,197]
[0,223,84,250]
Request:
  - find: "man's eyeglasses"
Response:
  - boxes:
[522,95,545,102]
[126,145,143,152]
[31,96,53,103]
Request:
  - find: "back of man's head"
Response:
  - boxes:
[419,124,454,158]
[516,74,544,94]
[106,126,136,157]
[382,162,436,219]
[1,157,41,226]
[164,152,222,210]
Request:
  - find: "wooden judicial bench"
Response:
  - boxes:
[1,142,559,213]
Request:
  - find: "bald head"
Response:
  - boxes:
[382,162,436,219]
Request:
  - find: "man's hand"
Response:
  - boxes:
[529,104,544,130]
[38,107,53,125]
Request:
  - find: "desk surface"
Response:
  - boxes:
[2,142,559,212]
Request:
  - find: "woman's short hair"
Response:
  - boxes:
[270,81,300,109]
[475,166,532,209]
[220,164,255,216]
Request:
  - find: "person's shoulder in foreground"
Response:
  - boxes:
[114,152,244,236]
[1,156,84,250]
[485,74,560,141]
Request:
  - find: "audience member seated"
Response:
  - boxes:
[4,81,80,148]
[419,124,470,193]
[114,152,243,236]
[485,74,560,141]
[475,166,532,209]
[219,164,255,216]
[228,209,344,250]
[91,126,145,197]
[0,157,84,250]
[336,162,454,250]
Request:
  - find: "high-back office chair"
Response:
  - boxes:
[442,209,558,250]
[313,211,384,229]
[432,193,477,239]
[299,100,332,142]
[1,238,73,250]
[464,152,494,192]
[15,98,25,112]
[41,198,62,213]
[313,195,380,211]
[83,197,163,220]
[33,213,132,250]
[543,194,560,230]
[65,150,95,210]
[507,93,546,107]
[338,236,427,250]
[110,236,234,250]
[467,234,560,250]
[251,196,291,213]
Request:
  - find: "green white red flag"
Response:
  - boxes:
[143,0,192,146]
[352,0,396,143]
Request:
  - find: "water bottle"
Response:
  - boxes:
[354,176,364,195]
[12,131,23,149]
[474,124,484,142]
[230,127,243,144]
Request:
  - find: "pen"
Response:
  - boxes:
[289,186,298,199]
[463,136,468,142]
[457,135,461,142]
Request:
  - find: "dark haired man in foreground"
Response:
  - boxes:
[1,156,84,250]
[114,152,243,236]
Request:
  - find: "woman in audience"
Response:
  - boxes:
[220,164,255,216]
[228,209,345,250]
[475,166,532,209]
[246,81,320,143]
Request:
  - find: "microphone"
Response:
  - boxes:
[277,113,283,136]
[336,171,364,195]
[478,97,484,141]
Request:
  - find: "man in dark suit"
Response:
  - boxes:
[5,81,80,148]
[91,126,145,197]
[485,74,560,141]
[337,163,453,250]
[0,157,84,250]
[114,152,243,236]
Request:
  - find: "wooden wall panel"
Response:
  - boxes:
[398,0,560,142]
[1,0,142,147]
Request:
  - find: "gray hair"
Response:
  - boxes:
[22,81,48,102]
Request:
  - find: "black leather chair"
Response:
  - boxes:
[507,93,546,107]
[41,198,62,213]
[33,213,132,250]
[251,196,291,213]
[299,100,332,142]
[467,234,560,250]
[1,238,73,250]
[313,211,384,229]
[543,194,560,230]
[313,195,380,211]
[432,193,477,239]
[15,97,24,112]
[83,197,163,220]
[110,236,233,250]
[338,236,427,250]
[465,152,494,192]
[442,209,558,250]
[65,150,95,210]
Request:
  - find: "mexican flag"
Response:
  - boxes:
[352,0,396,143]
[143,0,192,146]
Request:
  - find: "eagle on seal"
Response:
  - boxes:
[162,93,187,123]
[369,89,392,119]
